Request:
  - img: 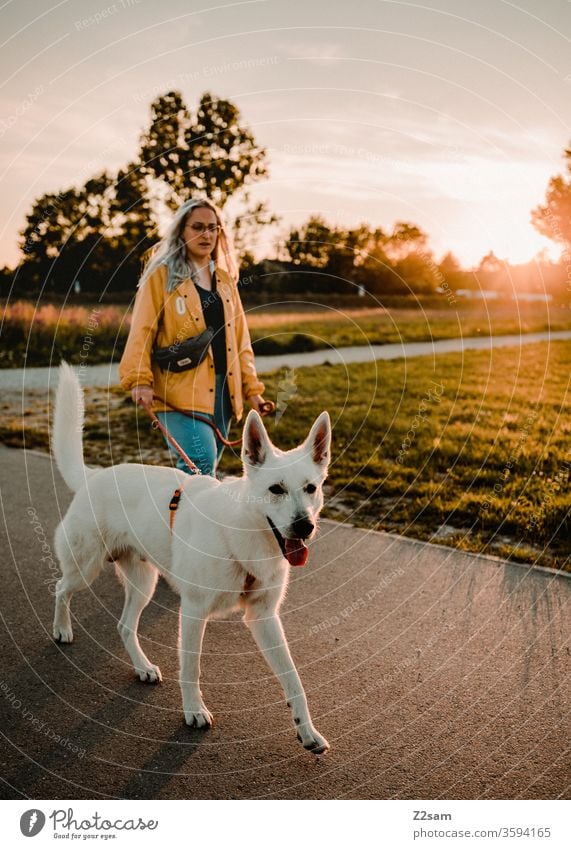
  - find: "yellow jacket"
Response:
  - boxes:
[119,263,264,420]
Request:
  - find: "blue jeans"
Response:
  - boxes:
[156,374,232,476]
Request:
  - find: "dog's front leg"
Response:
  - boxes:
[179,600,213,728]
[245,612,329,754]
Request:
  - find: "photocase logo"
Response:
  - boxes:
[20,809,46,837]
[275,368,298,424]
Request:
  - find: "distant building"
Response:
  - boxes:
[513,293,552,302]
[456,289,499,300]
[455,289,552,302]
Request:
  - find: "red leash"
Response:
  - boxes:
[139,397,274,533]
[152,394,241,446]
[139,398,273,548]
[142,404,202,474]
[139,395,276,473]
[151,394,276,447]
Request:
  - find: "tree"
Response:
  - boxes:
[394,253,439,293]
[17,165,159,292]
[438,252,464,288]
[0,264,15,296]
[103,163,158,288]
[477,251,503,275]
[354,226,389,266]
[280,218,367,292]
[137,90,190,203]
[18,172,115,292]
[138,90,276,257]
[284,216,339,268]
[325,224,378,289]
[531,143,571,248]
[15,89,275,292]
[281,217,441,294]
[439,251,461,276]
[139,91,268,208]
[474,251,508,291]
[352,226,391,294]
[231,190,279,264]
[385,221,428,262]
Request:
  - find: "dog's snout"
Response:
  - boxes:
[291,516,315,539]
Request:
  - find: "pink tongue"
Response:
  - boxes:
[284,538,309,567]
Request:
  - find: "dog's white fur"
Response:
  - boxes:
[52,363,331,754]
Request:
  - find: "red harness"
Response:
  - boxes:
[168,482,188,532]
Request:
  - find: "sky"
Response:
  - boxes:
[1,0,570,270]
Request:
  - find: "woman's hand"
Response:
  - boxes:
[131,385,154,409]
[248,395,275,416]
[248,394,267,415]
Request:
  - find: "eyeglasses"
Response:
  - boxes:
[185,222,221,236]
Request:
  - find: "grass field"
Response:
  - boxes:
[2,339,569,572]
[2,297,571,366]
[247,299,571,355]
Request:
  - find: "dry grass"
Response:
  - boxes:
[3,297,571,366]
[245,306,389,327]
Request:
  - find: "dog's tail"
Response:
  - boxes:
[52,362,95,492]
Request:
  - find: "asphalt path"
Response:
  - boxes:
[2,329,571,392]
[0,445,569,800]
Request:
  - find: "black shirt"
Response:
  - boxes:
[194,273,227,375]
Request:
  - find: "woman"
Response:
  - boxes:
[119,197,266,476]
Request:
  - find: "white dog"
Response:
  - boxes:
[51,363,331,754]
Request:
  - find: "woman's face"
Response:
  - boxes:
[182,207,219,263]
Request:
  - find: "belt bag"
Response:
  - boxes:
[152,327,214,373]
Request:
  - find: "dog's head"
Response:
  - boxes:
[241,410,331,567]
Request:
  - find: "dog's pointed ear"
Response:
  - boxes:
[242,409,271,469]
[305,411,331,469]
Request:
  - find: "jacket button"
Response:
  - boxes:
[209,388,214,392]
[229,371,232,376]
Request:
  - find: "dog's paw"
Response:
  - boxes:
[184,706,214,729]
[297,726,330,755]
[53,625,73,643]
[137,664,162,684]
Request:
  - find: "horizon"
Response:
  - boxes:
[1,0,569,272]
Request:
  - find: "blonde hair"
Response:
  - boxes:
[138,197,239,291]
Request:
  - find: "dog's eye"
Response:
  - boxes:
[305,484,317,494]
[269,484,286,495]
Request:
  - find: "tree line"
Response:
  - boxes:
[3,89,570,298]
